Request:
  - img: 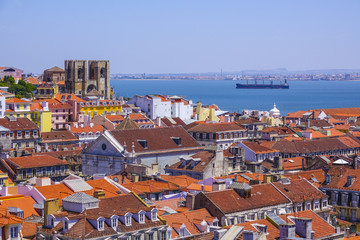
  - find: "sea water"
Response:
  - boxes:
[110,80,360,114]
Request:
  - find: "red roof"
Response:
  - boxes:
[6,155,68,169]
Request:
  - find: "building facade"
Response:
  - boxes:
[65,60,111,99]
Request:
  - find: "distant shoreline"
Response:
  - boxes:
[111,78,360,82]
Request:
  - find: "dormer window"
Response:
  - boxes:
[137,140,148,149]
[139,213,145,223]
[151,209,158,221]
[97,217,105,231]
[64,220,69,231]
[125,213,132,226]
[111,217,118,228]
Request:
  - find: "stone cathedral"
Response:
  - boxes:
[64,60,111,99]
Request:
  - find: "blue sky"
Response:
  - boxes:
[0,0,359,74]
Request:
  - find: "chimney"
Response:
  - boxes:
[279,223,296,240]
[294,217,312,239]
[339,168,343,177]
[212,181,226,192]
[307,119,310,128]
[90,123,94,128]
[274,156,283,170]
[243,231,258,240]
[201,184,204,192]
[345,227,350,238]
[353,155,358,169]
[302,157,305,170]
[199,220,208,232]
[213,229,227,240]
[185,194,195,209]
[44,198,60,227]
[93,190,105,199]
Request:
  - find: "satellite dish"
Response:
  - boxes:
[113,177,119,183]
[136,158,142,164]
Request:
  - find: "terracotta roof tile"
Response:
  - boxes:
[203,184,290,214]
[185,121,246,133]
[6,155,68,169]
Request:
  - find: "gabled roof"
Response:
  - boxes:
[166,151,214,172]
[6,155,68,169]
[161,117,186,127]
[202,184,290,214]
[122,180,181,195]
[45,66,64,72]
[63,192,99,204]
[108,126,202,154]
[115,116,139,130]
[41,130,78,143]
[240,141,278,154]
[185,122,245,133]
[163,208,216,238]
[273,179,327,203]
[6,98,29,103]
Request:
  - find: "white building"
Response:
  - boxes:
[127,95,193,120]
[0,94,5,118]
[82,126,203,176]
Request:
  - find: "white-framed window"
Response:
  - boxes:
[33,130,38,136]
[1,132,5,138]
[322,201,327,207]
[0,178,4,185]
[160,231,166,240]
[98,219,104,230]
[111,218,117,228]
[10,226,18,238]
[314,202,319,209]
[139,213,145,223]
[179,226,186,237]
[147,232,154,240]
[17,131,21,137]
[151,209,157,221]
[125,214,132,226]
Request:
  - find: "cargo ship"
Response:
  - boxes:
[236,79,289,89]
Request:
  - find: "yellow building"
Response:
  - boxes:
[5,99,52,132]
[0,172,14,187]
[5,98,32,119]
[80,100,122,118]
[30,102,52,132]
[195,102,220,122]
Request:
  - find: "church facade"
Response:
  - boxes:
[64,60,111,99]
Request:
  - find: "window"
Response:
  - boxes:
[139,213,145,223]
[179,227,186,237]
[26,142,29,147]
[125,215,131,226]
[17,131,21,137]
[297,205,302,212]
[10,226,18,238]
[238,216,245,223]
[322,201,327,207]
[9,132,13,138]
[33,130,38,136]
[151,210,157,221]
[160,231,166,240]
[64,221,68,230]
[111,218,117,228]
[1,132,5,138]
[98,219,104,230]
[314,202,319,209]
[148,233,154,240]
[306,203,311,210]
[0,178,4,185]
[134,236,140,240]
[247,214,255,221]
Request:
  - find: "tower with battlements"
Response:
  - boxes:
[65,60,110,99]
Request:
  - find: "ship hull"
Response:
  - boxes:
[236,84,289,89]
